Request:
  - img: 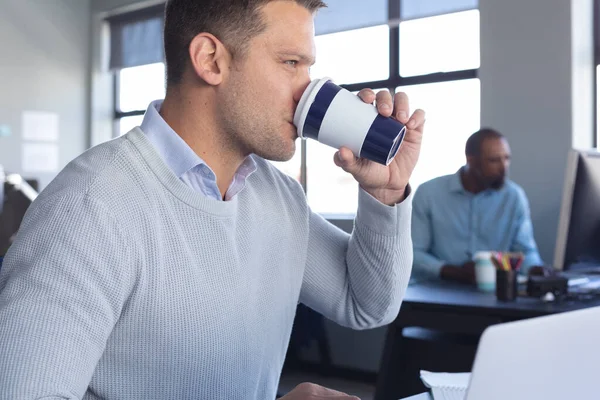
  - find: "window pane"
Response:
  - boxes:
[109,10,164,69]
[270,145,302,182]
[401,0,478,20]
[396,79,480,188]
[118,62,165,112]
[399,10,479,77]
[306,89,390,216]
[119,115,144,136]
[306,140,358,216]
[311,25,389,85]
[315,0,387,35]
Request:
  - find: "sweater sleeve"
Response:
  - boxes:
[0,193,135,399]
[299,187,413,330]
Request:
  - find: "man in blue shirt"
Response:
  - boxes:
[412,128,543,283]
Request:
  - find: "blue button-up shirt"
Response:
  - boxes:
[140,100,257,200]
[412,169,543,279]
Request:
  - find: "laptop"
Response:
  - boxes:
[464,306,600,399]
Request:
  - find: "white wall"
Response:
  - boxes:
[0,0,91,189]
[479,0,594,265]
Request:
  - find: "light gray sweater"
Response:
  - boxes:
[0,128,413,400]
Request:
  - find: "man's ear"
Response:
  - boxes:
[188,33,229,86]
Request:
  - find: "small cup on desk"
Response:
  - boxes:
[474,251,496,292]
[496,269,518,301]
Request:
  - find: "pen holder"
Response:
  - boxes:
[496,269,518,301]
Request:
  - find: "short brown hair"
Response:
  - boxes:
[465,128,505,157]
[164,0,327,86]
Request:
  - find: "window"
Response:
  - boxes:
[310,25,390,84]
[304,88,389,215]
[304,23,391,215]
[108,6,165,137]
[118,63,165,113]
[272,24,390,187]
[314,0,388,35]
[400,0,478,20]
[397,79,480,186]
[270,149,302,183]
[306,139,358,215]
[399,10,480,77]
[118,115,145,137]
[115,62,165,136]
[304,2,480,215]
[110,1,481,216]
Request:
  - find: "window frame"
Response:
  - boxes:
[111,0,479,208]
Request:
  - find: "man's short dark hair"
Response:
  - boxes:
[164,0,327,86]
[465,128,505,157]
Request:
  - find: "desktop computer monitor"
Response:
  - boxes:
[554,149,600,271]
[0,174,38,255]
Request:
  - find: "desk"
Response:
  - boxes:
[374,281,600,400]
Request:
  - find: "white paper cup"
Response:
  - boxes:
[474,251,496,292]
[293,77,406,166]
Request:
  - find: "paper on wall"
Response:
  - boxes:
[22,111,59,142]
[22,143,59,173]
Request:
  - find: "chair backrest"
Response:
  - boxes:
[0,176,38,255]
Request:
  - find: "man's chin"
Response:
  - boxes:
[489,179,505,190]
[257,143,297,163]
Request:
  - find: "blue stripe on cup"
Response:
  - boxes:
[303,80,342,141]
[360,115,406,165]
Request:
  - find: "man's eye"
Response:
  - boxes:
[285,60,298,66]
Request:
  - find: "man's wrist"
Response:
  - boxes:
[363,185,410,206]
[441,264,475,284]
[440,264,456,281]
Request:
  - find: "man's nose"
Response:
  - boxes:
[293,74,312,105]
